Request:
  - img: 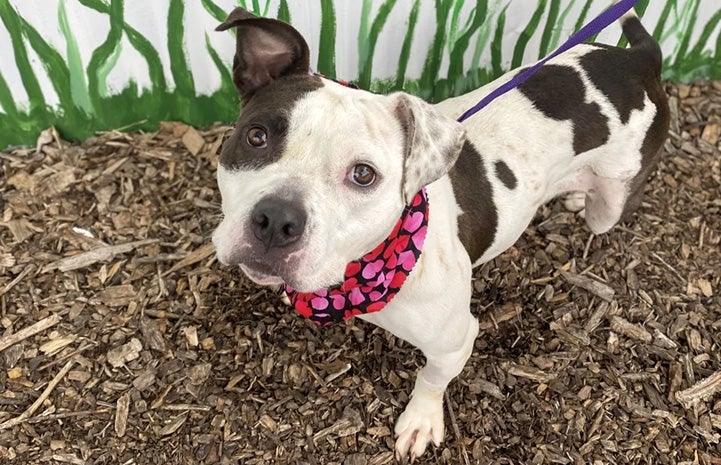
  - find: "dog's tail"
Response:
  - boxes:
[615,1,662,67]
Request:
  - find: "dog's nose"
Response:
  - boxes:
[250,197,306,249]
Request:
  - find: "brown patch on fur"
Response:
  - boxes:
[219,75,323,170]
[448,141,498,262]
[518,64,610,156]
[494,161,518,190]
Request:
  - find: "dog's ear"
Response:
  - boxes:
[393,93,466,203]
[216,8,310,101]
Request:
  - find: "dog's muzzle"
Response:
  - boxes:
[250,196,307,250]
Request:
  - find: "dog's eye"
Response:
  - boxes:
[349,163,376,187]
[246,127,267,148]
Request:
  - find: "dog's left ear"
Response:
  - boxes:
[216,8,310,101]
[393,93,466,203]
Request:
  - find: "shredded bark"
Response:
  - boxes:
[0,82,719,464]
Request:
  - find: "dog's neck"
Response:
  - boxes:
[284,188,429,325]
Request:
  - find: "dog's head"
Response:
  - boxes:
[212,8,465,292]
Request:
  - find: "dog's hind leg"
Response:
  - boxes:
[568,144,667,234]
[575,143,665,234]
[620,147,664,221]
[582,174,630,234]
[556,165,630,234]
[562,191,587,213]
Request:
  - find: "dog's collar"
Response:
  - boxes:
[284,188,429,326]
[312,72,360,90]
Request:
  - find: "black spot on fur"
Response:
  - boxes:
[219,74,323,170]
[448,141,497,262]
[494,161,517,190]
[580,48,645,124]
[518,64,609,155]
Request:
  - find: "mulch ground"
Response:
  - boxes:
[0,80,719,465]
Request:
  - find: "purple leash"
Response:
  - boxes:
[457,0,640,123]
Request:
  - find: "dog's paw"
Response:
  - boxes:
[279,289,291,306]
[394,394,444,462]
[562,192,586,213]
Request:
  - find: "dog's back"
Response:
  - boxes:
[436,6,670,266]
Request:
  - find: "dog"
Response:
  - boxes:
[212,4,669,461]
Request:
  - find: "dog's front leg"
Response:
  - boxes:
[393,314,479,461]
[361,279,479,461]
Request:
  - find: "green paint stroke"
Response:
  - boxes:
[124,22,168,94]
[79,0,168,104]
[470,0,500,74]
[318,0,336,76]
[511,0,546,68]
[201,0,228,23]
[168,0,196,122]
[660,0,686,44]
[0,71,18,118]
[235,0,269,16]
[206,32,234,94]
[18,12,87,128]
[0,1,46,111]
[672,0,701,69]
[251,0,270,17]
[205,31,238,116]
[84,0,124,111]
[448,0,488,95]
[394,0,421,91]
[547,0,575,51]
[358,0,398,90]
[446,0,467,53]
[689,9,721,58]
[538,0,559,58]
[672,6,721,80]
[652,0,674,42]
[277,0,291,23]
[58,0,92,114]
[420,0,454,100]
[573,0,593,35]
[358,0,373,75]
[490,4,509,79]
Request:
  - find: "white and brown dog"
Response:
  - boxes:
[212,5,669,461]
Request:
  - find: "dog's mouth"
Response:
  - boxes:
[239,262,285,286]
[239,257,340,292]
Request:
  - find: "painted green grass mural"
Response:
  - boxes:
[0,0,242,148]
[0,0,720,148]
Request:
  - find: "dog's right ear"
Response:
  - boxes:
[216,8,310,101]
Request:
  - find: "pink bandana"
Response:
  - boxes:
[285,188,429,326]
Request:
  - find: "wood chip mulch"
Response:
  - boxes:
[0,81,719,465]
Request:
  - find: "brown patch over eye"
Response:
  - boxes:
[246,126,268,148]
[350,163,376,187]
